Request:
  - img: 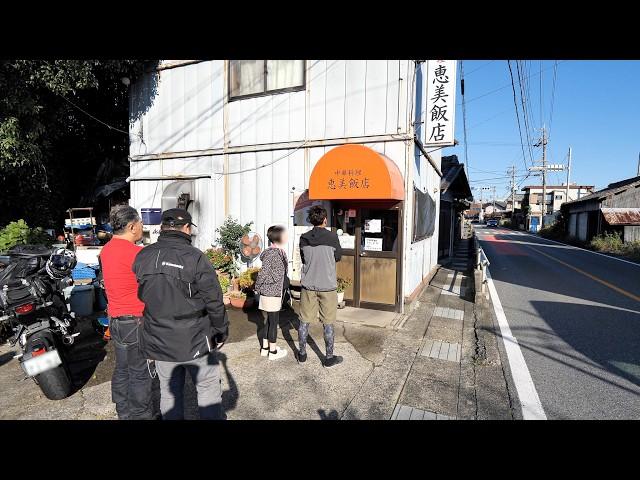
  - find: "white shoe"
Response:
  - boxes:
[268,347,288,361]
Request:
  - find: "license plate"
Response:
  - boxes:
[21,350,62,377]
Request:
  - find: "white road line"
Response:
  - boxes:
[492,228,640,269]
[485,267,547,420]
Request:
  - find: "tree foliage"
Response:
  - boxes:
[215,216,253,265]
[0,219,53,253]
[0,60,157,229]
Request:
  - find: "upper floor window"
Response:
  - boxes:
[229,60,305,100]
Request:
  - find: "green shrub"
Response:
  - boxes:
[621,241,640,262]
[237,267,260,291]
[590,231,624,253]
[539,221,564,240]
[0,219,53,253]
[215,216,252,262]
[205,248,236,276]
[217,273,230,294]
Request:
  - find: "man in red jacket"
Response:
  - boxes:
[99,205,153,420]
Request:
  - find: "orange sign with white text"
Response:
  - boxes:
[308,145,404,200]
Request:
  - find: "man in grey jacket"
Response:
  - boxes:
[298,206,343,367]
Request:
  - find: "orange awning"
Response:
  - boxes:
[309,145,404,200]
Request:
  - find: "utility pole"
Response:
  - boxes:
[541,125,547,227]
[492,186,496,214]
[637,152,640,177]
[508,165,516,213]
[565,146,572,201]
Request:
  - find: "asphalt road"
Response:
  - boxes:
[476,225,640,419]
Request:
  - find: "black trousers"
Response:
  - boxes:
[110,316,153,420]
[263,311,280,344]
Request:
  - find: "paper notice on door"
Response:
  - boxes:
[364,219,381,233]
[364,237,383,251]
[347,209,356,218]
[339,234,355,249]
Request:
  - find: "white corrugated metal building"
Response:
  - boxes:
[128,60,453,312]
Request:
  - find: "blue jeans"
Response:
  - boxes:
[110,316,154,420]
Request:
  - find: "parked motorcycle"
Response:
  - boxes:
[0,245,79,400]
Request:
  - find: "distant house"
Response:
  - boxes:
[464,201,482,220]
[521,184,594,232]
[438,155,472,259]
[506,193,524,212]
[484,201,507,217]
[561,175,640,243]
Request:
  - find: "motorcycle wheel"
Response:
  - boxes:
[34,364,73,400]
[25,335,73,400]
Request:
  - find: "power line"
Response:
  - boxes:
[470,173,529,182]
[507,60,530,174]
[539,60,544,127]
[58,94,131,137]
[548,60,559,137]
[464,60,495,76]
[516,60,536,167]
[456,60,567,107]
[466,107,512,131]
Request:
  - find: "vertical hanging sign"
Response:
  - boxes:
[424,60,457,146]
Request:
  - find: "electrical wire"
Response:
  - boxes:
[507,60,530,174]
[548,60,559,137]
[539,60,544,127]
[515,60,536,167]
[456,60,566,107]
[58,94,131,137]
[470,174,529,184]
[464,60,495,76]
[213,141,309,176]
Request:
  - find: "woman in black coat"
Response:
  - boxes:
[254,225,289,360]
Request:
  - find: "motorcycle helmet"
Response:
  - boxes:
[46,248,77,279]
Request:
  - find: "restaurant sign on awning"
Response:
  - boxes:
[424,60,457,146]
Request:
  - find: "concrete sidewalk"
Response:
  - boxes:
[388,240,513,420]
[0,240,514,420]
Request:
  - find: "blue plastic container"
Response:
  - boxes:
[72,262,97,280]
[69,285,95,317]
[141,208,162,225]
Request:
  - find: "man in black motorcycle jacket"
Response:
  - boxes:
[133,209,228,420]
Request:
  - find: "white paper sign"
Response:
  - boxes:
[339,235,355,249]
[425,60,457,146]
[364,237,383,251]
[364,219,382,233]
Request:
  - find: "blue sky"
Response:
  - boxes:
[446,60,640,201]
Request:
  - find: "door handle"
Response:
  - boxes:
[359,252,367,257]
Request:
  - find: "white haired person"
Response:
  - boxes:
[254,225,289,360]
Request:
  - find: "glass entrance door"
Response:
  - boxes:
[333,203,402,311]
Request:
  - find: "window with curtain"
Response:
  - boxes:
[228,60,305,100]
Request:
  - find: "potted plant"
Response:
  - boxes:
[217,274,231,305]
[336,277,352,303]
[229,290,253,309]
[214,216,253,276]
[237,267,260,292]
[205,248,236,277]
